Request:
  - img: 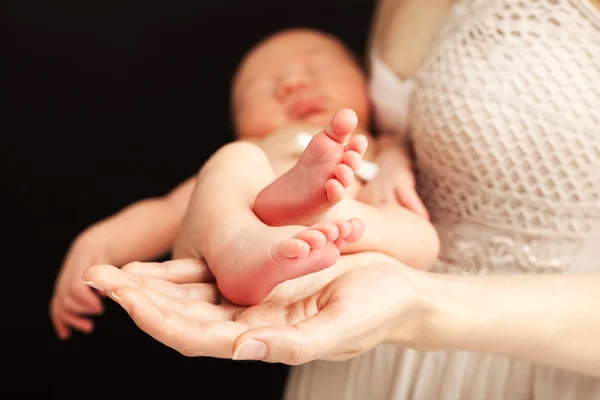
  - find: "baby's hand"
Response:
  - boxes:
[50,232,106,340]
[357,143,429,220]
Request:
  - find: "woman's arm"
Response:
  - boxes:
[411,272,600,377]
[235,264,600,376]
[368,0,452,79]
[83,235,600,376]
[362,0,453,216]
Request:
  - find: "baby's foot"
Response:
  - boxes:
[213,218,364,306]
[254,108,368,226]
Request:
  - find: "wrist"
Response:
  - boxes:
[386,269,471,352]
[382,267,438,349]
[375,139,412,167]
[406,272,499,354]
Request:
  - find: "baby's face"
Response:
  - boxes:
[232,29,369,139]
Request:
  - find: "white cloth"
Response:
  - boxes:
[284,0,600,398]
[368,52,415,140]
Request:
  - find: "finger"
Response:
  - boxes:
[83,264,141,294]
[84,264,219,304]
[70,284,104,314]
[122,258,215,284]
[55,322,71,340]
[140,286,232,322]
[233,301,351,364]
[110,287,245,358]
[396,189,430,220]
[142,279,219,304]
[61,311,94,334]
[62,294,102,316]
[50,301,71,340]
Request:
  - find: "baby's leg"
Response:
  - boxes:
[174,141,364,306]
[254,108,367,227]
[250,108,437,270]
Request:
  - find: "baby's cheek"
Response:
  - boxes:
[348,88,370,120]
[329,82,368,119]
[238,110,281,138]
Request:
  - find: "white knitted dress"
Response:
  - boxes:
[284,0,600,398]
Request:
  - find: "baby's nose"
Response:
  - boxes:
[276,73,311,99]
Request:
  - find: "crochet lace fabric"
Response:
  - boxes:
[410,0,600,274]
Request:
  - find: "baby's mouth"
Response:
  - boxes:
[286,95,327,120]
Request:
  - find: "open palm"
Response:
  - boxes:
[82,252,426,364]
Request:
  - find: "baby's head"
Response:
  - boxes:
[231,28,369,139]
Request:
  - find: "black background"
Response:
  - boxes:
[2,0,374,397]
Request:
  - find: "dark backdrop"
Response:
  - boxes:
[2,0,375,397]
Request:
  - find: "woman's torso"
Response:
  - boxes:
[285,0,600,398]
[411,0,600,277]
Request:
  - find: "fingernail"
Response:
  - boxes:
[232,340,267,361]
[109,292,130,313]
[81,280,105,293]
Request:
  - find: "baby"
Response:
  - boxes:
[50,28,438,339]
[168,28,440,305]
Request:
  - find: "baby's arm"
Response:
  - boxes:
[51,174,196,339]
[334,197,439,270]
[248,118,438,270]
[357,133,429,219]
[337,133,439,269]
[86,176,197,266]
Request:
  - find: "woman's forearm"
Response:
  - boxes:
[409,272,600,377]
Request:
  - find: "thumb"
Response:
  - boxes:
[233,302,359,365]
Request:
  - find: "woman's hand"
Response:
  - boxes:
[232,261,430,364]
[81,253,432,364]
